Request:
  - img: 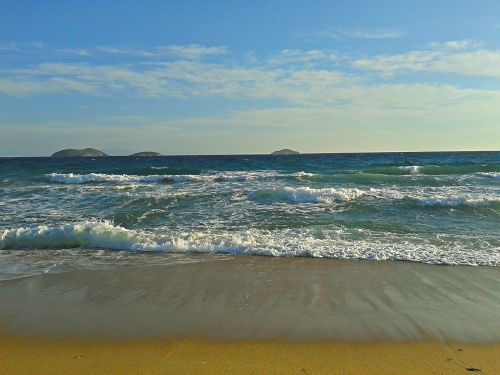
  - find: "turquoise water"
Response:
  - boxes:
[0,152,499,277]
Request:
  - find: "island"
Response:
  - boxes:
[51,148,108,157]
[271,149,300,155]
[129,152,163,157]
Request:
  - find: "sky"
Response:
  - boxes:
[0,0,499,156]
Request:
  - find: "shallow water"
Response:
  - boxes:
[1,257,499,342]
[0,152,499,278]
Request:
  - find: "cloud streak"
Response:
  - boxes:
[300,28,407,40]
[353,40,500,78]
[1,41,499,116]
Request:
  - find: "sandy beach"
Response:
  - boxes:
[2,0,499,371]
[0,256,499,373]
[1,335,500,374]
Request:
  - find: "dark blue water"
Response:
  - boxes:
[0,151,499,277]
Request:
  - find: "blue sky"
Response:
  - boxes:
[0,0,499,155]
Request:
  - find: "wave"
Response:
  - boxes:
[291,171,317,178]
[249,186,499,208]
[410,195,500,207]
[43,167,500,186]
[0,221,147,251]
[367,187,500,208]
[48,171,300,185]
[367,164,500,176]
[1,221,498,266]
[250,186,366,204]
[476,172,500,180]
[49,173,169,184]
[399,165,421,174]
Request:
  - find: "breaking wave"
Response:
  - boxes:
[250,186,500,208]
[367,164,500,176]
[48,171,306,184]
[476,172,500,180]
[49,173,170,184]
[1,221,498,266]
[399,165,421,174]
[410,195,500,207]
[370,188,500,208]
[250,186,366,204]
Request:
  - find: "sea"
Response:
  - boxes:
[0,151,499,280]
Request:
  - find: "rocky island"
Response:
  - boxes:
[271,149,300,155]
[129,152,163,157]
[51,148,108,157]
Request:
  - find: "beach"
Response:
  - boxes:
[2,336,500,374]
[1,256,499,373]
[0,152,499,373]
[2,0,500,370]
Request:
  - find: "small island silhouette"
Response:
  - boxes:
[51,149,163,157]
[129,152,163,157]
[271,149,300,155]
[51,148,108,157]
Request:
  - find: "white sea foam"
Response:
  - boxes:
[412,195,500,207]
[475,172,500,179]
[49,173,169,184]
[381,186,500,207]
[48,171,297,184]
[291,171,317,178]
[398,165,421,174]
[42,173,500,209]
[251,186,366,204]
[0,220,149,251]
[250,186,499,208]
[1,221,499,266]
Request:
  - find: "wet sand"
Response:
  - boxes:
[1,255,499,341]
[0,255,499,373]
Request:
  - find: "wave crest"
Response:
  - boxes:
[251,186,366,204]
[369,164,500,176]
[48,171,293,184]
[398,165,421,174]
[0,221,149,251]
[1,221,498,266]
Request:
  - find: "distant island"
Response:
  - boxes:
[51,149,164,157]
[51,148,109,157]
[129,152,162,157]
[271,149,300,155]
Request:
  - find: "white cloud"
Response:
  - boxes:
[428,40,484,51]
[1,41,499,118]
[95,44,228,59]
[55,48,93,57]
[301,28,407,40]
[268,49,339,65]
[1,58,349,102]
[158,44,228,59]
[0,43,20,52]
[0,43,228,60]
[353,40,500,78]
[0,77,96,97]
[2,80,499,154]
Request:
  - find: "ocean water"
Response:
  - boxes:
[0,152,499,278]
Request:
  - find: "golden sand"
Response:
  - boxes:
[1,336,499,375]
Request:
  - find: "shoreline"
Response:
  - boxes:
[1,256,499,373]
[1,256,499,342]
[1,335,499,374]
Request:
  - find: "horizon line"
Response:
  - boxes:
[1,149,499,158]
